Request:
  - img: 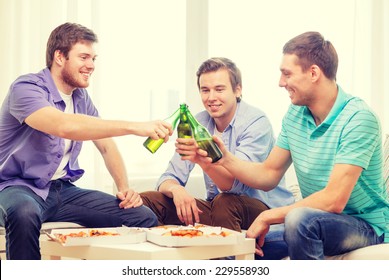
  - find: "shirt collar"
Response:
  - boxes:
[42,68,86,104]
[322,85,351,126]
[303,85,351,127]
[224,101,242,132]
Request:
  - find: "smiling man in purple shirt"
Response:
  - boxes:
[0,22,173,260]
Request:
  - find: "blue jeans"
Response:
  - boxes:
[255,224,289,260]
[0,181,157,259]
[284,207,384,260]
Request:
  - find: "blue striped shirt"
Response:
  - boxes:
[277,86,389,242]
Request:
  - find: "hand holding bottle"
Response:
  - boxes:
[185,108,223,163]
[175,137,214,165]
[143,107,180,153]
[209,135,229,163]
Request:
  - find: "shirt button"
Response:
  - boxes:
[57,154,61,158]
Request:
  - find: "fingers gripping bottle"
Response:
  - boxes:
[185,108,223,163]
[143,107,180,153]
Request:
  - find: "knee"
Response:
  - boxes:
[284,207,321,240]
[140,191,168,208]
[6,200,41,229]
[130,205,158,227]
[285,207,316,228]
[211,193,239,220]
[211,193,236,208]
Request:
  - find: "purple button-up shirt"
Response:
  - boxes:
[0,68,99,199]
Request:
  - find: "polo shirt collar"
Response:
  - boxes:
[322,85,351,126]
[303,85,351,128]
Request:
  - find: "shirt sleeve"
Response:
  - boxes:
[156,151,195,190]
[336,110,380,169]
[9,81,52,124]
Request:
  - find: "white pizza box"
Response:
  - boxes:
[146,225,245,247]
[45,227,146,246]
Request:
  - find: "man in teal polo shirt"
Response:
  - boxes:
[209,31,389,259]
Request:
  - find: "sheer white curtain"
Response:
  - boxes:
[0,0,187,192]
[208,0,389,136]
[1,0,388,191]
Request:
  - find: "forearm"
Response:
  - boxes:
[57,114,145,141]
[159,179,184,198]
[95,138,130,192]
[25,106,149,141]
[200,163,235,191]
[220,151,280,191]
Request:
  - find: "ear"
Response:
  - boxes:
[234,85,242,99]
[310,65,321,82]
[53,50,65,66]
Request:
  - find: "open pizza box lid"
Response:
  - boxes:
[146,224,245,247]
[45,227,146,246]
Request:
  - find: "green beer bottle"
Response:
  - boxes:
[185,108,223,163]
[143,107,180,153]
[177,104,192,139]
[177,103,192,156]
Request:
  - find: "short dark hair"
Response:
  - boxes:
[283,31,338,80]
[196,57,242,102]
[46,22,98,69]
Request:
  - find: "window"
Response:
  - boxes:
[77,0,186,189]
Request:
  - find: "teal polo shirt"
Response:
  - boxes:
[277,86,389,242]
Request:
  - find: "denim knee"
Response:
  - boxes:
[284,207,320,239]
[7,199,42,230]
[122,205,158,228]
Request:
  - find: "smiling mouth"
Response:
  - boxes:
[81,72,91,80]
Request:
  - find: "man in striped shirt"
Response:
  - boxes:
[211,31,389,259]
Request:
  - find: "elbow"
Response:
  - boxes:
[326,198,347,214]
[329,202,346,214]
[56,122,78,140]
[329,205,344,214]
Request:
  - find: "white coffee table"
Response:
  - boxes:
[39,237,255,260]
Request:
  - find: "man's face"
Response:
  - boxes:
[61,42,97,90]
[199,68,241,130]
[279,54,313,106]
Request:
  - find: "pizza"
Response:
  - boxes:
[161,227,231,238]
[162,229,204,237]
[54,229,119,244]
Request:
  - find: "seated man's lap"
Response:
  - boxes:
[211,193,269,231]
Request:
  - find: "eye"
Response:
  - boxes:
[200,88,210,94]
[281,71,290,79]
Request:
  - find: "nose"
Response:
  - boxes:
[279,76,286,88]
[86,58,95,69]
[208,89,217,100]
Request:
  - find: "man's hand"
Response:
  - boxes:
[116,189,143,209]
[246,212,271,257]
[170,185,203,225]
[176,138,212,165]
[136,120,173,141]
